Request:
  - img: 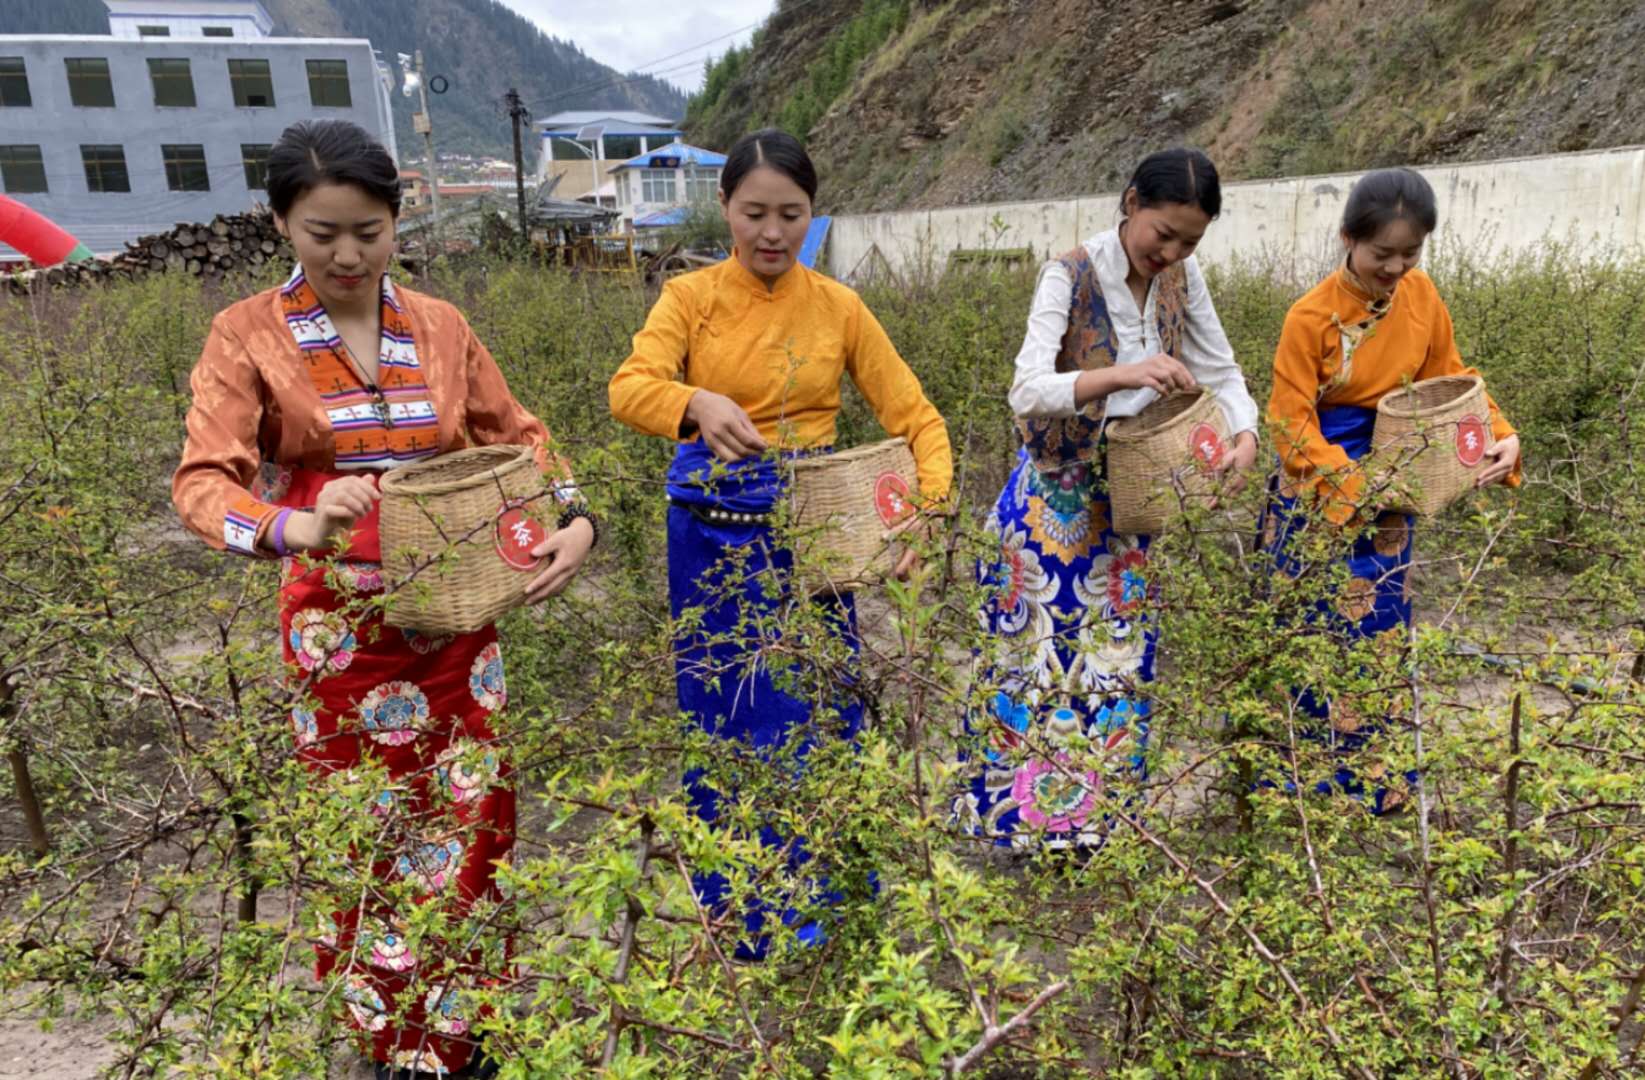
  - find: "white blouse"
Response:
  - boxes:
[1007,227,1259,435]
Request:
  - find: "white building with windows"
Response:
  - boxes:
[0,0,396,260]
[535,110,681,206]
[103,0,276,40]
[608,142,726,233]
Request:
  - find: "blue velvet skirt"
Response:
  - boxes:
[666,441,862,957]
[1261,405,1416,814]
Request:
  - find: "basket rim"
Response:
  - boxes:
[789,436,909,472]
[379,444,537,497]
[1106,387,1214,443]
[1376,375,1484,420]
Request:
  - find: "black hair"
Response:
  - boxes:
[719,128,818,204]
[1124,147,1222,220]
[266,119,403,219]
[1341,167,1438,242]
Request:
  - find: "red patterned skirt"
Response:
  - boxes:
[271,465,514,1074]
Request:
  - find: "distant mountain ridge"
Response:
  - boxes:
[0,0,687,164]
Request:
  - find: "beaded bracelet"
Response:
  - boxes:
[556,504,599,550]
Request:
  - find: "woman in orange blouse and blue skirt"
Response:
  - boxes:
[960,150,1259,852]
[1264,167,1520,814]
[172,121,593,1079]
[609,129,951,959]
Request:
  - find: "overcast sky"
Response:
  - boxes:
[500,1,777,94]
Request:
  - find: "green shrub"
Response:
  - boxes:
[0,246,1640,1077]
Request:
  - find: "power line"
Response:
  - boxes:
[527,58,713,115]
[622,0,835,80]
[619,18,764,76]
[523,0,832,114]
[524,29,749,110]
[528,57,707,112]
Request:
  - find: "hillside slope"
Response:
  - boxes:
[0,0,687,163]
[688,0,1645,212]
[263,0,685,161]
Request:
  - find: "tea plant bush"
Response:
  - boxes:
[0,245,1640,1078]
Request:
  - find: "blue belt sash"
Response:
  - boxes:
[665,439,791,513]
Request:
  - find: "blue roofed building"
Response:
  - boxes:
[608,141,725,233]
[534,110,681,210]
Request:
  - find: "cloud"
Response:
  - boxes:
[501,1,775,92]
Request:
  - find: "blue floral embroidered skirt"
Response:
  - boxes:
[961,447,1155,850]
[666,442,862,957]
[1261,404,1416,813]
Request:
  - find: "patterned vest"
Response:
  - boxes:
[1016,246,1189,471]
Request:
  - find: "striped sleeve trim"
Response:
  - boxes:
[224,492,278,556]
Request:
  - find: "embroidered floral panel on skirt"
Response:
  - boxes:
[267,464,514,1073]
[960,447,1154,850]
[1262,403,1416,815]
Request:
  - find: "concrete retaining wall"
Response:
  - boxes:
[827,145,1645,283]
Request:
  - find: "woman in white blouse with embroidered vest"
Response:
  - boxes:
[959,148,1258,852]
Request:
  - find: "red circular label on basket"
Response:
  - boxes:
[1188,422,1224,471]
[494,500,547,571]
[1455,414,1487,467]
[873,471,913,527]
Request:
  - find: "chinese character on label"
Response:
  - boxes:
[494,501,547,571]
[1455,415,1487,467]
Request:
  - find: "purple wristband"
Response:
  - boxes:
[271,508,293,557]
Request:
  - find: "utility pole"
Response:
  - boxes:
[506,87,530,241]
[411,50,442,259]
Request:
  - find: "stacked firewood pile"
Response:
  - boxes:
[2,211,289,293]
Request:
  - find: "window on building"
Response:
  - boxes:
[202,26,234,37]
[81,145,130,193]
[228,59,274,107]
[685,167,719,204]
[549,137,597,162]
[241,143,271,190]
[162,144,209,192]
[603,135,642,161]
[617,171,630,206]
[0,58,32,107]
[137,25,171,37]
[640,168,677,204]
[305,59,351,107]
[66,58,116,108]
[0,145,47,193]
[147,58,196,107]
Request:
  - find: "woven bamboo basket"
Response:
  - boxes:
[1372,375,1493,517]
[1106,388,1231,535]
[379,445,549,634]
[788,438,918,595]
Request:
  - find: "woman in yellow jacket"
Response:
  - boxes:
[1265,167,1520,813]
[609,128,951,959]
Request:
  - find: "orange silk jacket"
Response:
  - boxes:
[173,279,567,555]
